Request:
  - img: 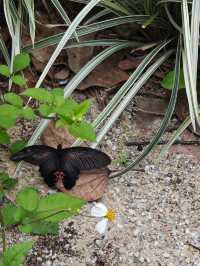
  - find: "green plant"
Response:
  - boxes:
[0,52,95,262]
[0,185,85,261]
[0,240,34,266]
[114,154,130,167]
[0,53,96,146]
[0,172,17,200]
[1,187,85,235]
[161,68,185,90]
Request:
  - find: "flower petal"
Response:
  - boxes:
[95,218,108,234]
[91,203,108,217]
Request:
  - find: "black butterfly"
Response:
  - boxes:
[10,145,111,189]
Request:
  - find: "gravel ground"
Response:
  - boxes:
[1,99,200,266]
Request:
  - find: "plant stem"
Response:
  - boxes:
[34,110,55,120]
[23,208,77,225]
[0,210,6,252]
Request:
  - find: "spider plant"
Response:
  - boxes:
[1,0,199,177]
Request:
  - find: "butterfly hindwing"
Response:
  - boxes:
[61,165,80,189]
[60,147,111,172]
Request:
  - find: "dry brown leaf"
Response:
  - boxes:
[54,67,69,80]
[41,121,75,148]
[67,33,96,73]
[135,96,168,116]
[31,46,54,73]
[118,56,144,71]
[56,168,109,201]
[79,54,129,90]
[175,93,200,136]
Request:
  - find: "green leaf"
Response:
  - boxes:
[35,192,86,222]
[1,178,17,190]
[21,88,53,103]
[68,121,96,141]
[0,104,20,129]
[0,172,13,182]
[11,75,26,86]
[0,241,34,266]
[161,68,185,90]
[0,65,10,77]
[4,92,23,107]
[74,99,92,120]
[38,104,53,117]
[9,140,27,154]
[0,129,10,144]
[16,188,39,212]
[54,99,78,117]
[0,191,5,200]
[1,204,27,227]
[51,88,65,106]
[0,172,17,190]
[13,53,30,72]
[19,221,59,235]
[55,118,67,128]
[20,107,34,120]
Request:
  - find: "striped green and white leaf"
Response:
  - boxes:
[110,39,181,177]
[181,0,200,130]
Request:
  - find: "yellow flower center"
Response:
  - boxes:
[105,209,116,221]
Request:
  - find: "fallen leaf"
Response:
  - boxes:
[41,121,75,148]
[118,56,144,71]
[54,67,69,80]
[175,93,200,136]
[31,46,54,73]
[79,54,129,90]
[135,96,168,116]
[67,33,96,73]
[56,168,109,201]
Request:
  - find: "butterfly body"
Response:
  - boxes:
[11,145,111,189]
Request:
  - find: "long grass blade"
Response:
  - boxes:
[23,15,148,52]
[0,36,10,65]
[50,0,79,42]
[23,0,35,45]
[73,40,171,147]
[84,9,111,25]
[110,40,181,178]
[91,48,174,149]
[3,0,14,37]
[63,43,132,99]
[159,116,191,158]
[34,0,102,89]
[182,0,200,129]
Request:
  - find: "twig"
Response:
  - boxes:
[110,168,145,174]
[186,242,200,253]
[125,140,200,146]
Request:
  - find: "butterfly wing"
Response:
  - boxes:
[61,165,80,189]
[10,145,56,166]
[11,145,61,188]
[60,147,111,171]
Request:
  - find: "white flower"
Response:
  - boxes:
[91,203,116,234]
